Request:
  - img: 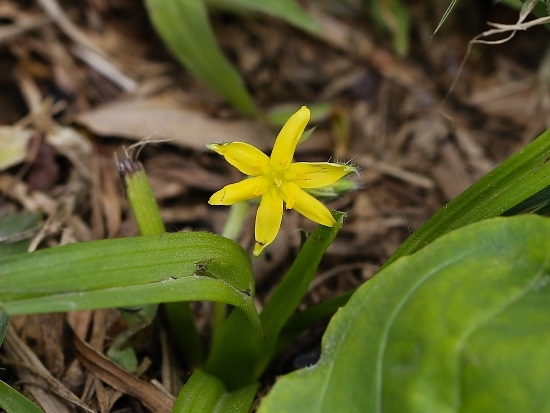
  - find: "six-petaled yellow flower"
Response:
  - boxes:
[208,106,356,256]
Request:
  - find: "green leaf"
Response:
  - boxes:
[0,380,44,413]
[258,215,550,412]
[121,159,165,236]
[0,232,260,330]
[206,0,321,33]
[173,369,258,413]
[503,184,550,215]
[386,128,550,267]
[144,0,257,116]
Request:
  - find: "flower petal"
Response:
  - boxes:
[270,106,310,171]
[254,189,283,256]
[281,182,336,227]
[286,162,356,188]
[208,142,269,176]
[209,176,268,205]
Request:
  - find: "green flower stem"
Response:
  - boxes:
[254,211,345,374]
[204,211,345,387]
[221,202,250,240]
[212,201,251,351]
[118,156,203,366]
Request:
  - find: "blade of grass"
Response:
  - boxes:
[259,211,345,340]
[0,381,44,413]
[144,0,257,115]
[433,0,460,36]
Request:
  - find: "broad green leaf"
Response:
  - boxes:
[173,369,258,413]
[0,232,259,330]
[144,0,257,116]
[0,380,44,413]
[386,128,550,267]
[206,0,321,33]
[258,215,550,412]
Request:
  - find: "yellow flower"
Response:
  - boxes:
[208,106,356,256]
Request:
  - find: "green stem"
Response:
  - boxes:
[211,202,251,349]
[118,155,203,366]
[221,202,250,240]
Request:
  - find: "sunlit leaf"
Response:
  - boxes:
[259,215,550,412]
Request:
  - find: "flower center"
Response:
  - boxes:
[268,169,286,188]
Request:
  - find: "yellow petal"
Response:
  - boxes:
[207,142,269,176]
[286,162,356,188]
[270,106,310,171]
[280,182,336,227]
[254,189,283,256]
[209,176,269,205]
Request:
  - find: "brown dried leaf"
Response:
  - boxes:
[0,125,33,170]
[75,95,273,151]
[73,330,174,413]
[4,326,96,413]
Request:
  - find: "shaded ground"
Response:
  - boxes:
[0,0,549,411]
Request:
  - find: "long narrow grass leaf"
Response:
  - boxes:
[0,232,260,329]
[0,381,44,413]
[144,0,257,115]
